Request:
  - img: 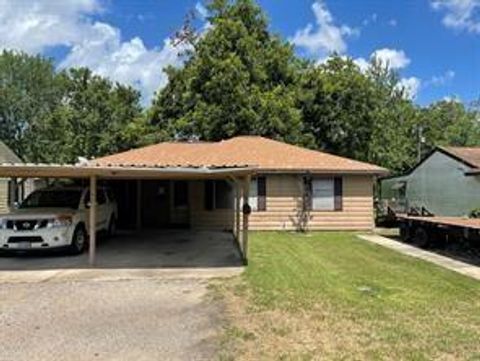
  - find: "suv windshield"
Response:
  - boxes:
[20,190,83,209]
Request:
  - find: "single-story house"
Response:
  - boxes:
[0,136,386,264]
[380,146,480,216]
[93,136,387,231]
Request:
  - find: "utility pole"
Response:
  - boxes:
[417,125,425,163]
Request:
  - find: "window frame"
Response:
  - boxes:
[204,180,233,210]
[248,176,266,212]
[304,176,343,212]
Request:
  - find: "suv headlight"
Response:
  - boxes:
[47,215,73,228]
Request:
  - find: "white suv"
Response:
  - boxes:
[0,186,118,254]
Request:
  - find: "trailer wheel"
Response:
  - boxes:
[399,223,411,241]
[413,227,429,248]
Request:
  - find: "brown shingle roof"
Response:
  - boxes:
[92,136,387,174]
[441,146,480,169]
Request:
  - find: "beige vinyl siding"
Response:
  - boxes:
[189,180,235,231]
[187,175,374,232]
[249,174,374,231]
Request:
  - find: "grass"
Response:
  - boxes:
[214,232,480,360]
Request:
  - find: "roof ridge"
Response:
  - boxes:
[228,136,385,168]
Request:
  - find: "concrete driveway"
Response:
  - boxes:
[0,229,243,270]
[0,230,243,360]
[0,277,224,361]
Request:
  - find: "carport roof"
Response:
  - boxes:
[0,163,255,179]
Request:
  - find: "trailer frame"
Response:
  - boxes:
[397,214,480,248]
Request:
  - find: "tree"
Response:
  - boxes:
[26,68,144,163]
[299,56,422,173]
[150,0,312,146]
[0,50,63,159]
[365,60,419,172]
[299,56,378,161]
[0,52,146,163]
[418,100,480,154]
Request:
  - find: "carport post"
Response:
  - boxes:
[235,179,241,240]
[8,177,17,208]
[89,175,97,266]
[241,175,251,264]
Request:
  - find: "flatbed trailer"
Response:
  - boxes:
[396,214,480,247]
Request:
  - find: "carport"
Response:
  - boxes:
[0,163,255,266]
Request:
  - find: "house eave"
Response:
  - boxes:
[0,163,257,180]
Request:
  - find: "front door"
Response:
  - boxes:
[170,180,190,227]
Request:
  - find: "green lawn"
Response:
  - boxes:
[216,232,480,360]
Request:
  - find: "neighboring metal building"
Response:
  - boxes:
[380,147,480,217]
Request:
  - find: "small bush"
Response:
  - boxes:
[470,208,480,218]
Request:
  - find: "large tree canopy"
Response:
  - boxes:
[26,68,147,163]
[149,0,479,173]
[149,0,312,146]
[0,51,62,159]
[0,51,148,163]
[0,0,478,174]
[299,56,421,172]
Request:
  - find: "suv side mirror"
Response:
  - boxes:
[85,201,91,209]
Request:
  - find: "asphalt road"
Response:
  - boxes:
[0,278,221,361]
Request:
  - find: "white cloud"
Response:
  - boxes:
[195,2,208,20]
[397,77,421,99]
[353,57,370,72]
[431,0,480,33]
[443,95,462,102]
[371,48,410,69]
[325,48,410,73]
[60,24,187,104]
[426,69,455,86]
[0,0,101,53]
[290,0,359,58]
[0,0,187,104]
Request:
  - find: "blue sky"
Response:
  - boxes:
[1,0,478,106]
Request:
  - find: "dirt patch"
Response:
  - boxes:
[213,278,480,360]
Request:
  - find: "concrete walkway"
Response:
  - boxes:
[358,234,480,281]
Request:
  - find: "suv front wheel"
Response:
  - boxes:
[69,225,87,255]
